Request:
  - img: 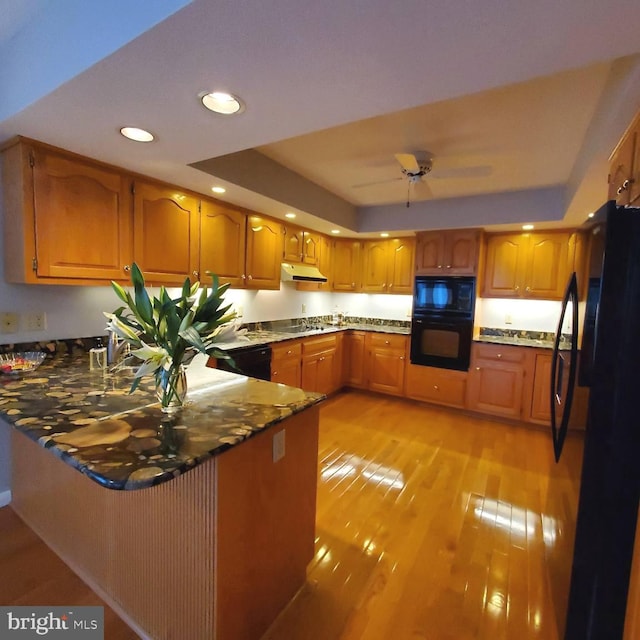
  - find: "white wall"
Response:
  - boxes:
[475,297,563,333]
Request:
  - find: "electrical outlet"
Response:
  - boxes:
[273,429,285,462]
[236,305,244,317]
[0,312,19,334]
[505,314,513,325]
[301,303,306,314]
[23,312,47,332]
[406,307,412,317]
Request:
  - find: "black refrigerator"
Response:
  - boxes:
[546,201,640,639]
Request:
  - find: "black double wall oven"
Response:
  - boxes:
[410,276,476,371]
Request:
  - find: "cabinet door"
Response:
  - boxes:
[405,364,467,408]
[608,130,635,205]
[283,225,304,263]
[415,232,445,274]
[343,332,366,387]
[388,238,415,294]
[296,235,332,291]
[245,216,282,290]
[332,240,361,291]
[133,181,199,284]
[366,333,407,396]
[361,240,389,292]
[482,233,527,298]
[630,118,640,205]
[524,232,570,300]
[200,200,246,287]
[271,341,302,388]
[529,352,552,423]
[368,348,406,396]
[31,146,132,280]
[466,360,525,418]
[446,229,480,275]
[302,231,321,266]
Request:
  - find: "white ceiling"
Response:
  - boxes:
[2,0,640,236]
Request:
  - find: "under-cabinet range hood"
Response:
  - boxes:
[281,263,328,283]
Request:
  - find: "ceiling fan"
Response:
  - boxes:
[352,150,491,207]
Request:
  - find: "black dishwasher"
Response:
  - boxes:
[216,344,272,381]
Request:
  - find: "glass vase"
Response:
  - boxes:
[155,364,187,413]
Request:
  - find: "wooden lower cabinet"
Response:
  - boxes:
[301,335,340,395]
[365,333,407,396]
[344,331,367,388]
[405,364,467,408]
[466,343,533,419]
[271,340,302,388]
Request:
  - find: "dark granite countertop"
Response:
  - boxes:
[218,323,411,351]
[474,335,556,349]
[0,354,324,491]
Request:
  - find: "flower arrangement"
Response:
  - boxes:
[104,263,237,412]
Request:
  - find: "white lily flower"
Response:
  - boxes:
[104,313,141,343]
[130,342,173,378]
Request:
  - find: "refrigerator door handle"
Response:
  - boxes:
[550,272,579,462]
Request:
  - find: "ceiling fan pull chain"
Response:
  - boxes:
[406,180,411,208]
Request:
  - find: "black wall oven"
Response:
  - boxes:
[410,276,476,371]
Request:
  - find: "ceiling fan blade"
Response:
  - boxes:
[429,165,493,179]
[351,177,403,189]
[414,179,434,198]
[394,153,420,173]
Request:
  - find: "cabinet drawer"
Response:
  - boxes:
[302,334,338,356]
[367,333,407,352]
[271,340,302,362]
[472,343,527,364]
[405,364,467,408]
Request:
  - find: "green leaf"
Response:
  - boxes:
[111,281,129,304]
[179,325,207,353]
[133,273,153,325]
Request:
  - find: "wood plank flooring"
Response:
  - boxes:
[0,390,561,639]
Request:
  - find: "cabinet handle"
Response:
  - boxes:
[123,265,131,272]
[514,285,519,292]
[476,366,481,371]
[446,265,451,269]
[319,356,324,361]
[383,283,387,288]
[287,350,292,355]
[525,286,531,293]
[438,265,443,269]
[242,274,246,280]
[434,385,439,390]
[247,275,253,281]
[497,354,502,358]
[385,340,390,345]
[399,356,405,361]
[351,282,355,288]
[192,270,199,278]
[389,283,393,289]
[273,370,278,376]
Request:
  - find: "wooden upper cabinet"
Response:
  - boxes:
[245,215,282,290]
[361,240,389,293]
[2,139,133,283]
[415,229,480,275]
[296,235,332,291]
[332,239,362,291]
[283,226,322,266]
[283,225,305,263]
[388,238,415,294]
[133,181,200,285]
[199,200,246,287]
[482,231,571,300]
[608,111,640,206]
[361,237,415,294]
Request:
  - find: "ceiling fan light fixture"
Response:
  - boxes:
[200,91,245,115]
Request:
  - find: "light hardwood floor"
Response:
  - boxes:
[0,390,561,639]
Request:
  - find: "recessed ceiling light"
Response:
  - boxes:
[587,212,595,218]
[211,186,226,194]
[200,91,244,115]
[120,126,154,142]
[380,232,390,238]
[285,212,297,219]
[331,229,341,235]
[522,224,534,231]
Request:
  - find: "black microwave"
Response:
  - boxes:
[413,276,476,317]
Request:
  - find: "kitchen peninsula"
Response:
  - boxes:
[0,353,323,640]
